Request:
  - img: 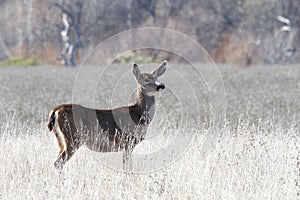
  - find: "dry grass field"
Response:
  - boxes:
[0,64,299,199]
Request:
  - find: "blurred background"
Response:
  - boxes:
[0,0,299,67]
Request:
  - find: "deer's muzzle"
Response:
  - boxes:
[157,84,165,91]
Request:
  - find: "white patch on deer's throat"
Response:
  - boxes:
[145,91,156,96]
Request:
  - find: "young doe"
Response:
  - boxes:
[47,61,167,170]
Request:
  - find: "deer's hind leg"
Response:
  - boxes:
[54,147,77,170]
[53,126,78,169]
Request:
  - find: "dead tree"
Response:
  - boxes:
[273,16,296,63]
[55,1,83,67]
[278,16,296,62]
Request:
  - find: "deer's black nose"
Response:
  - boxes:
[157,84,165,91]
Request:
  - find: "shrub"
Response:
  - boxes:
[0,57,42,67]
[114,52,159,64]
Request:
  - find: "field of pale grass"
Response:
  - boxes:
[0,64,299,199]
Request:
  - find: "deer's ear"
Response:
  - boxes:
[152,60,167,77]
[132,63,142,81]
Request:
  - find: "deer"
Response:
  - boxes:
[47,61,167,170]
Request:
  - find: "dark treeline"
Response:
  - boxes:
[0,0,299,66]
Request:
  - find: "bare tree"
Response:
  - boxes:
[55,1,84,67]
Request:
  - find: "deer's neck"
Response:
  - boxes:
[135,86,155,112]
[129,86,155,127]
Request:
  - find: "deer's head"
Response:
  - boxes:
[133,61,167,95]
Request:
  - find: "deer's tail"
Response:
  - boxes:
[48,109,56,131]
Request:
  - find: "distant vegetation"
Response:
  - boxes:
[0,0,299,66]
[0,57,41,67]
[114,52,159,64]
